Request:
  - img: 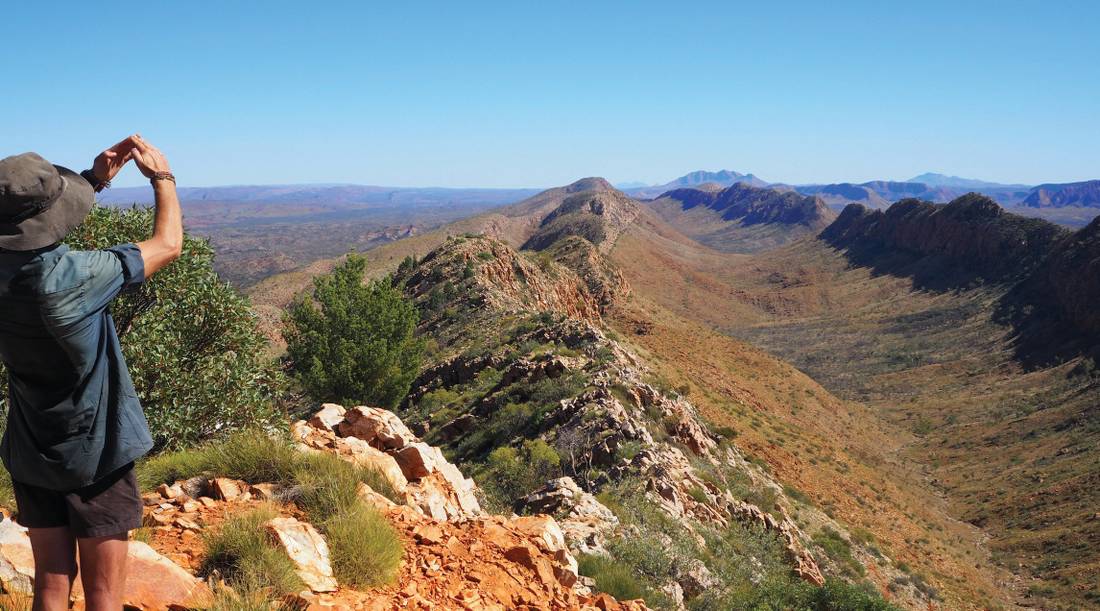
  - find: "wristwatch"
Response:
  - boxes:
[80,169,110,193]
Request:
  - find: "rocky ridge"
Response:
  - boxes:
[821,194,1069,283]
[390,235,932,608]
[0,405,646,611]
[659,182,835,230]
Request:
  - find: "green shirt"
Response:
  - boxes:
[0,242,153,490]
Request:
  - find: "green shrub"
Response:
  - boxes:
[22,205,286,450]
[480,439,561,504]
[201,505,304,595]
[814,526,866,579]
[284,253,424,408]
[577,554,667,607]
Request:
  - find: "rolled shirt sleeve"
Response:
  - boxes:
[80,243,146,315]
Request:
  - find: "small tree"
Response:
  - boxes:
[11,205,285,450]
[283,253,423,407]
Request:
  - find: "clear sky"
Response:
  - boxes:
[3,1,1098,188]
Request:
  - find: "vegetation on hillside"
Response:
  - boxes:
[283,253,424,407]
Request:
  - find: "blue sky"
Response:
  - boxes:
[3,1,1097,188]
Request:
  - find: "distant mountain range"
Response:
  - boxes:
[96,183,541,209]
[905,172,1031,190]
[1022,179,1100,208]
[621,170,768,198]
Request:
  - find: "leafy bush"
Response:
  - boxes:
[480,439,561,504]
[814,526,866,579]
[5,205,287,450]
[284,253,424,408]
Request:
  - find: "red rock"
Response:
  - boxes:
[264,517,338,593]
[211,477,242,501]
[308,403,347,431]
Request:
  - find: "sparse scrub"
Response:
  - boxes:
[478,439,561,506]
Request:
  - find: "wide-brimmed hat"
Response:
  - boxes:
[0,152,94,251]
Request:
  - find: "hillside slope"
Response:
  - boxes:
[630,195,1100,609]
[646,183,836,253]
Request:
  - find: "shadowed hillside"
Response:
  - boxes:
[646,183,836,253]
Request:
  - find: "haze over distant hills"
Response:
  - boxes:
[905,172,1031,190]
[93,168,1099,288]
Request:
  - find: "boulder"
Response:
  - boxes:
[338,406,418,450]
[264,517,338,593]
[97,541,213,609]
[357,482,396,511]
[0,519,33,595]
[211,477,242,501]
[308,403,347,432]
[393,442,440,480]
[339,436,409,493]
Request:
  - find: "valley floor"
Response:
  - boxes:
[610,230,1100,609]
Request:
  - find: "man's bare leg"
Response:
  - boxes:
[77,533,129,611]
[27,527,77,611]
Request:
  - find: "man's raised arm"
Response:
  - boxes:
[131,136,183,278]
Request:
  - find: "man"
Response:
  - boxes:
[0,135,182,611]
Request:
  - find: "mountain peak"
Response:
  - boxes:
[563,177,615,193]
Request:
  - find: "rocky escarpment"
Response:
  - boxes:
[391,236,930,609]
[821,194,1070,285]
[660,182,836,229]
[521,187,642,253]
[997,214,1100,358]
[820,194,1100,362]
[1022,179,1100,208]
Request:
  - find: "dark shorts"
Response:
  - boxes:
[12,463,142,538]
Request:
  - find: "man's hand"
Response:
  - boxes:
[129,135,172,179]
[91,135,140,183]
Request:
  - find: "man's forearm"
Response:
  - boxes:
[136,180,183,278]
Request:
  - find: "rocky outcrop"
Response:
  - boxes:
[660,182,836,229]
[292,404,482,521]
[821,195,1070,283]
[522,188,642,253]
[543,235,631,311]
[517,477,620,555]
[120,407,649,611]
[402,236,603,322]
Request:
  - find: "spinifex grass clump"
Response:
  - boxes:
[289,451,403,587]
[140,429,404,588]
[201,504,304,596]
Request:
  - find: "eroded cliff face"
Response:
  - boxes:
[819,194,1100,361]
[820,194,1069,282]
